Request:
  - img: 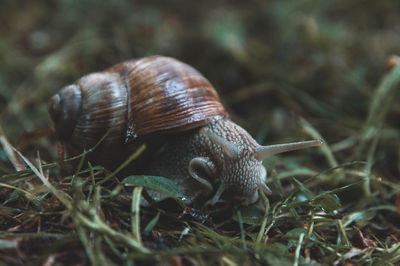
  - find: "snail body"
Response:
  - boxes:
[49,56,322,205]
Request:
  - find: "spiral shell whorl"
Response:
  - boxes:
[70,71,128,150]
[48,84,82,141]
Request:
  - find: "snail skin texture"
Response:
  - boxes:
[49,56,322,205]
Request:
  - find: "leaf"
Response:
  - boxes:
[122,175,182,199]
[312,194,341,212]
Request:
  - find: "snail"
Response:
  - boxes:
[48,56,322,205]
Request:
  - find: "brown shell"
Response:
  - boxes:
[49,56,228,165]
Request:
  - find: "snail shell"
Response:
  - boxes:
[49,56,228,168]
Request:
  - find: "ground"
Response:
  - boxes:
[0,0,399,265]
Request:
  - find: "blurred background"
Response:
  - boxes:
[0,0,399,179]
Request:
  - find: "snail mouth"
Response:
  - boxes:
[48,85,82,141]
